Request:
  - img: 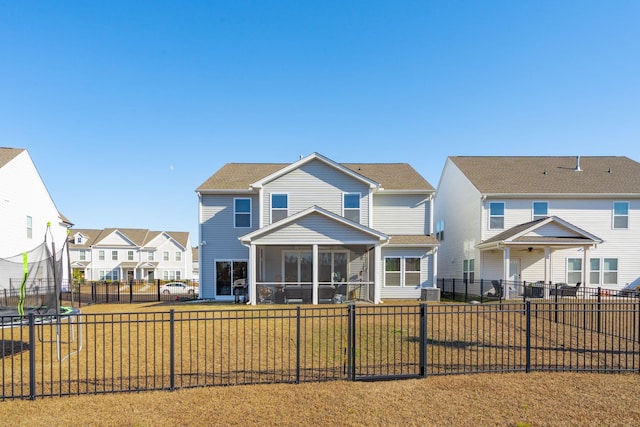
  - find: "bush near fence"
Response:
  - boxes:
[1,300,639,400]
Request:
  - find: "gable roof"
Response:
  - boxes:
[477,216,603,249]
[69,228,190,249]
[0,147,24,168]
[450,156,640,195]
[196,154,433,192]
[239,205,389,243]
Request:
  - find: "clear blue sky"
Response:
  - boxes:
[2,1,639,242]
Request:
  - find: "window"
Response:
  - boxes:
[163,270,182,281]
[99,270,119,281]
[590,258,600,285]
[148,251,154,261]
[26,216,32,239]
[175,252,181,261]
[99,250,105,261]
[489,202,505,229]
[385,256,421,287]
[343,193,360,223]
[79,250,86,261]
[463,259,475,283]
[532,202,548,221]
[112,251,118,261]
[319,251,348,284]
[234,198,251,228]
[603,258,618,285]
[215,260,247,296]
[271,194,288,223]
[284,251,313,284]
[128,251,134,261]
[567,258,582,284]
[613,202,629,229]
[163,251,169,261]
[435,219,445,241]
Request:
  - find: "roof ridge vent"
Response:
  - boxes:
[575,155,582,171]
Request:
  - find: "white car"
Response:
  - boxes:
[160,282,197,296]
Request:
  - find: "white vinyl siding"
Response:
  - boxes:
[373,193,431,235]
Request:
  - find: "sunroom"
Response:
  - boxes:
[239,206,388,305]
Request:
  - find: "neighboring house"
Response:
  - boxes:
[196,152,438,304]
[68,228,193,284]
[191,246,199,282]
[0,147,72,258]
[434,156,640,294]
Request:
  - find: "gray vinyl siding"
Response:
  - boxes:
[373,193,430,235]
[252,213,380,245]
[379,247,434,299]
[263,159,370,226]
[199,194,256,298]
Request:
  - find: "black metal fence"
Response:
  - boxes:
[438,278,640,304]
[1,301,638,400]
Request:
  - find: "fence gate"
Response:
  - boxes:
[347,304,425,381]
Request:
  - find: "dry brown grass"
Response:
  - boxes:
[2,302,639,426]
[1,372,639,426]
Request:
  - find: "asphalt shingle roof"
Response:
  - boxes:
[0,147,24,168]
[450,156,640,194]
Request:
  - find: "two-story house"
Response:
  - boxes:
[435,156,640,296]
[68,228,193,284]
[196,152,438,304]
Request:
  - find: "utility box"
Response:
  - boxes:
[420,287,441,302]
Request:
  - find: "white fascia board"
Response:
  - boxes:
[196,189,256,195]
[251,152,379,189]
[482,193,640,199]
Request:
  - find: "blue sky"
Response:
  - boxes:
[2,1,639,242]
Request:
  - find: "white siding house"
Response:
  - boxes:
[196,152,438,304]
[435,156,640,296]
[68,228,193,284]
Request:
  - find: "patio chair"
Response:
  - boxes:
[489,280,503,298]
[550,282,581,297]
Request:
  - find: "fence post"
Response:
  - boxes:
[419,303,427,378]
[525,300,531,373]
[480,279,484,304]
[464,279,468,303]
[451,278,456,301]
[169,309,175,391]
[296,306,301,384]
[554,283,558,323]
[157,280,161,302]
[117,281,120,302]
[347,303,356,381]
[29,313,36,400]
[597,287,602,334]
[129,282,133,303]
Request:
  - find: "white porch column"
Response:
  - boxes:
[544,246,551,298]
[250,243,257,306]
[432,247,438,288]
[374,243,382,304]
[503,246,510,299]
[583,246,590,287]
[312,244,318,305]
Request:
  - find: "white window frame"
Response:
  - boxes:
[532,201,548,221]
[590,258,601,285]
[128,250,134,261]
[234,198,252,228]
[112,250,118,261]
[271,193,289,223]
[436,219,445,241]
[567,258,583,285]
[489,202,505,230]
[463,259,475,283]
[384,256,421,288]
[79,250,86,261]
[26,215,33,239]
[613,201,629,229]
[163,270,182,281]
[163,251,169,261]
[603,258,618,285]
[175,251,181,261]
[343,192,361,223]
[215,259,248,296]
[148,251,154,261]
[98,250,105,261]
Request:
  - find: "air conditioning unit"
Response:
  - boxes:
[420,287,441,302]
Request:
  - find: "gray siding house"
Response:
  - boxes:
[434,156,640,297]
[196,153,438,304]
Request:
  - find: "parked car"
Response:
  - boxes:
[159,282,197,295]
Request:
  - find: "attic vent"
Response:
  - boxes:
[575,155,582,171]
